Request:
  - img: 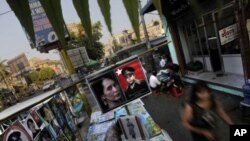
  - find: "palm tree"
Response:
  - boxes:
[0,59,10,89]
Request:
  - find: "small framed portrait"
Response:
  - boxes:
[0,120,32,141]
[88,71,126,113]
[33,128,53,141]
[24,115,41,139]
[114,59,151,100]
[119,115,145,141]
[30,110,43,128]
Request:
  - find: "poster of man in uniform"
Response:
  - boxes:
[114,59,150,100]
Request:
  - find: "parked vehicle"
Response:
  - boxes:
[42,80,55,91]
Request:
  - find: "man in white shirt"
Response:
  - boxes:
[159,57,166,68]
[149,70,161,92]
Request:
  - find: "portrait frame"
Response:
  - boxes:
[0,120,32,141]
[88,70,126,113]
[114,59,151,100]
[118,115,145,141]
[86,56,151,113]
[23,114,41,139]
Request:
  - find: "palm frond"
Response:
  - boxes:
[98,0,112,35]
[122,0,141,42]
[7,0,35,47]
[152,0,163,18]
[73,0,93,42]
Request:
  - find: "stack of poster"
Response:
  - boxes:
[119,115,145,141]
[127,100,162,138]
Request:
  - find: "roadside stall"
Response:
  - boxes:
[85,56,173,141]
[87,99,172,141]
[0,79,90,141]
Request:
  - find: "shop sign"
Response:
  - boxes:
[67,47,90,69]
[219,24,238,45]
[28,0,69,49]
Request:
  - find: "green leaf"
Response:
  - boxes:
[7,0,35,47]
[39,0,66,47]
[97,0,112,35]
[73,0,93,43]
[122,0,141,42]
[152,0,163,18]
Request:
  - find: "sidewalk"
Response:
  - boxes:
[81,84,246,141]
[141,85,245,141]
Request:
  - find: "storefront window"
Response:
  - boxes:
[186,24,199,56]
[198,27,209,55]
[221,39,240,54]
[204,14,213,24]
[216,6,240,54]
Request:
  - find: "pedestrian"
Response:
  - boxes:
[182,81,233,141]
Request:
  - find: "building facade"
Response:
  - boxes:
[143,0,250,96]
[7,53,30,74]
[104,20,165,57]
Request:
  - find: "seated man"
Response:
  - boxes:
[149,70,161,94]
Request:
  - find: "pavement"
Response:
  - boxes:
[80,83,247,141]
[141,84,246,141]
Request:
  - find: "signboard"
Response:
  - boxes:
[28,0,69,49]
[219,24,238,46]
[67,47,90,69]
[162,0,189,20]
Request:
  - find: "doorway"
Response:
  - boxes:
[203,13,222,72]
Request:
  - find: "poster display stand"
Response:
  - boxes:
[87,99,172,141]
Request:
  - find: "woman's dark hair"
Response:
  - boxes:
[39,130,52,141]
[27,118,34,129]
[91,72,117,111]
[189,81,217,109]
[152,70,157,76]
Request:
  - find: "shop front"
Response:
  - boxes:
[142,0,250,93]
[177,1,242,75]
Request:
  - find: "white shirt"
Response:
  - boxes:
[160,59,166,68]
[149,75,161,88]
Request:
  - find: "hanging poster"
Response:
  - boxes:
[28,0,69,49]
[23,114,41,139]
[48,94,76,141]
[37,104,60,140]
[0,120,32,141]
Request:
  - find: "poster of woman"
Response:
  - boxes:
[89,71,126,113]
[23,114,41,139]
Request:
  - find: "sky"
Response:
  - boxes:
[0,0,159,61]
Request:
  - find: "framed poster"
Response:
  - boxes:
[0,121,32,141]
[86,56,151,113]
[118,115,145,141]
